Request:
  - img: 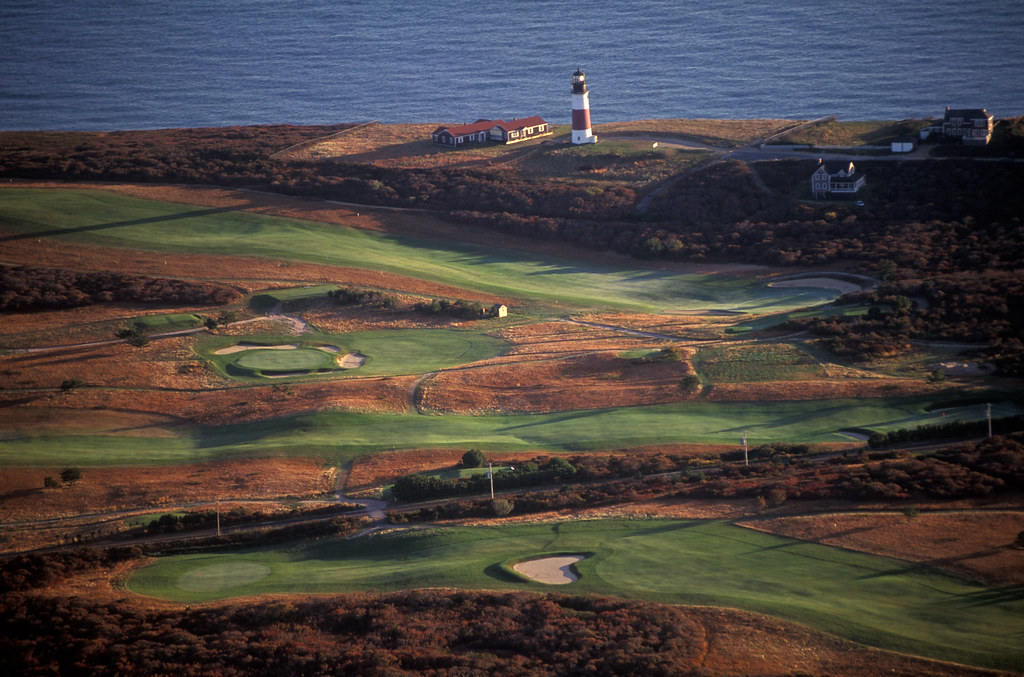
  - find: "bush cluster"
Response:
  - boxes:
[0,590,707,675]
[0,265,238,311]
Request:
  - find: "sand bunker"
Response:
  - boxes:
[513,556,584,584]
[768,277,862,294]
[215,343,299,355]
[338,352,366,368]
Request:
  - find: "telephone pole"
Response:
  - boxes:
[488,462,494,499]
[987,402,992,439]
[743,430,749,466]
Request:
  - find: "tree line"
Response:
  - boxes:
[0,265,239,311]
[388,434,1024,523]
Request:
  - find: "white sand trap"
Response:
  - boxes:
[768,277,862,294]
[337,351,366,368]
[514,556,584,584]
[215,343,299,355]
[317,345,341,353]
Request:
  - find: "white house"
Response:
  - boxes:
[810,160,866,198]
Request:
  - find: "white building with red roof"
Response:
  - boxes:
[431,116,551,147]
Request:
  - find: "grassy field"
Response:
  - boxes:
[693,343,826,383]
[0,188,838,313]
[769,119,930,147]
[3,396,1019,467]
[516,140,710,186]
[250,285,338,311]
[198,328,508,380]
[595,118,802,146]
[726,301,879,334]
[127,519,1024,671]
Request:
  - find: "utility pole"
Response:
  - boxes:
[743,430,749,466]
[488,462,494,499]
[216,501,221,537]
[987,402,992,439]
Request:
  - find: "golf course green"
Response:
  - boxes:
[127,519,1024,671]
[199,328,508,380]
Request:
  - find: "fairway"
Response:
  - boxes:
[1,397,1018,466]
[127,519,1024,671]
[0,188,838,313]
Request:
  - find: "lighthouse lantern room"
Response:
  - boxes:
[571,68,597,144]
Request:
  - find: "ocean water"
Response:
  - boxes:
[1,0,1022,131]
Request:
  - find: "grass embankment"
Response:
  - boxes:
[0,188,837,314]
[129,313,205,333]
[515,140,710,186]
[769,119,930,147]
[596,118,803,146]
[127,519,1024,671]
[2,397,1018,467]
[693,343,826,383]
[249,285,338,311]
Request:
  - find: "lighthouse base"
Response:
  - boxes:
[571,131,598,145]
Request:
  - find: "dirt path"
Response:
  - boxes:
[406,372,435,413]
[565,318,723,342]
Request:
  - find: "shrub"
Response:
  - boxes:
[492,498,514,516]
[462,449,486,468]
[680,374,701,393]
[58,467,81,486]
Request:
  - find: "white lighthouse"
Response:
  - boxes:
[571,68,597,144]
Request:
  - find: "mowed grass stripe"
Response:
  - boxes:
[0,188,837,313]
[2,397,1018,466]
[127,519,1024,671]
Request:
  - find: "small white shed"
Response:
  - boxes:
[891,135,916,153]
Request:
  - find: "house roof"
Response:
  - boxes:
[491,116,547,132]
[815,160,864,182]
[432,119,497,137]
[943,108,992,121]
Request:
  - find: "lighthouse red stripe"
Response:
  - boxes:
[572,108,591,130]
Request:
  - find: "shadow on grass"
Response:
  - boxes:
[0,205,245,242]
[484,562,523,583]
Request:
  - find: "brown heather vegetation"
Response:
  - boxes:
[0,457,335,523]
[2,586,1003,677]
[420,351,696,414]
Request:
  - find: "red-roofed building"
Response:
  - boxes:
[432,116,551,146]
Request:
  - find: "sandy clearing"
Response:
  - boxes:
[214,343,300,355]
[768,277,862,294]
[513,556,584,584]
